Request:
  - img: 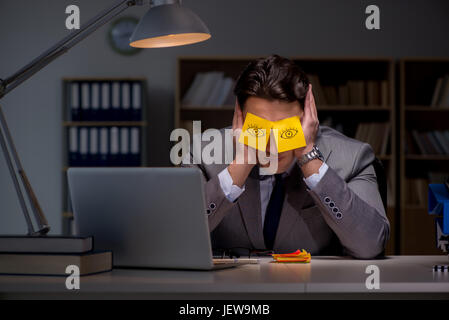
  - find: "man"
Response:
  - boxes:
[184,55,390,259]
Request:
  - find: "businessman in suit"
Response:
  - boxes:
[184,55,390,259]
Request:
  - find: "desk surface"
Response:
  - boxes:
[1,256,448,299]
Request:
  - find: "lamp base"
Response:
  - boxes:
[0,235,93,254]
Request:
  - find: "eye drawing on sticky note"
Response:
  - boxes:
[280,128,298,139]
[246,124,266,137]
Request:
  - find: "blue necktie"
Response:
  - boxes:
[263,174,285,250]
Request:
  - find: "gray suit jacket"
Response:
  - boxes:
[183,126,390,259]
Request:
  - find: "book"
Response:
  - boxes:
[323,85,338,105]
[438,75,449,108]
[366,80,380,105]
[380,122,391,155]
[337,84,350,105]
[431,77,444,107]
[434,131,449,154]
[308,74,328,106]
[0,235,92,253]
[348,80,365,105]
[380,80,389,107]
[411,130,427,154]
[0,251,112,276]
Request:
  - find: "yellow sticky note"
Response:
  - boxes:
[239,113,307,153]
[238,113,272,152]
[272,116,306,153]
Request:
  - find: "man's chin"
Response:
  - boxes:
[259,156,294,175]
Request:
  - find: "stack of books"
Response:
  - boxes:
[0,236,112,276]
[181,72,236,108]
[308,75,389,107]
[406,130,449,155]
[355,122,391,155]
[431,74,449,108]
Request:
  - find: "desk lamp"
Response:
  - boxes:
[0,0,210,241]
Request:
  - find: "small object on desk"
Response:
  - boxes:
[0,251,112,276]
[433,265,449,272]
[272,249,311,263]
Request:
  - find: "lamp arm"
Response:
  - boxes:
[0,0,144,99]
[0,0,145,235]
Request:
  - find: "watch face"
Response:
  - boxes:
[108,17,141,55]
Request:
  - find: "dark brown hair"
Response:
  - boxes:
[233,54,309,109]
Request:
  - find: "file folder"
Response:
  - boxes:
[110,127,120,165]
[99,127,109,166]
[68,127,79,166]
[91,83,100,121]
[89,127,99,166]
[120,127,129,166]
[70,82,81,121]
[121,82,131,121]
[81,82,90,121]
[132,82,142,121]
[79,127,89,165]
[111,82,120,121]
[101,82,111,121]
[130,127,141,166]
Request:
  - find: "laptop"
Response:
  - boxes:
[68,167,256,270]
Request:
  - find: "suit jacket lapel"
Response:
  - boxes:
[237,168,266,250]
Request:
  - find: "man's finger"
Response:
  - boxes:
[236,103,244,129]
[232,100,238,130]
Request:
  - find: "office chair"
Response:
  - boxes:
[372,157,388,211]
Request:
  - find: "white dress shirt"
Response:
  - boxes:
[218,160,329,225]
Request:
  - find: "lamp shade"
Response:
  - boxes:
[129,2,211,48]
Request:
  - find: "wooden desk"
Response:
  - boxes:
[0,256,448,299]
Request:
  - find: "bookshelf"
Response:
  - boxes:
[399,58,449,255]
[176,56,397,254]
[61,77,148,235]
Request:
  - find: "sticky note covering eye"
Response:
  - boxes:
[238,113,307,152]
[272,115,307,153]
[238,113,272,152]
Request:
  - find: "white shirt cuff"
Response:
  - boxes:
[218,167,245,202]
[303,162,329,189]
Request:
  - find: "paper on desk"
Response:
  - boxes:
[238,113,306,153]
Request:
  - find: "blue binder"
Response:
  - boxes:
[428,184,449,234]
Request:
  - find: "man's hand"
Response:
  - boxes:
[295,84,319,158]
[295,85,322,177]
[227,101,257,187]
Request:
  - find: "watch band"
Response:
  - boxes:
[297,145,324,167]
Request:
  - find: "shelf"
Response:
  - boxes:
[405,155,449,161]
[63,121,147,127]
[405,105,449,111]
